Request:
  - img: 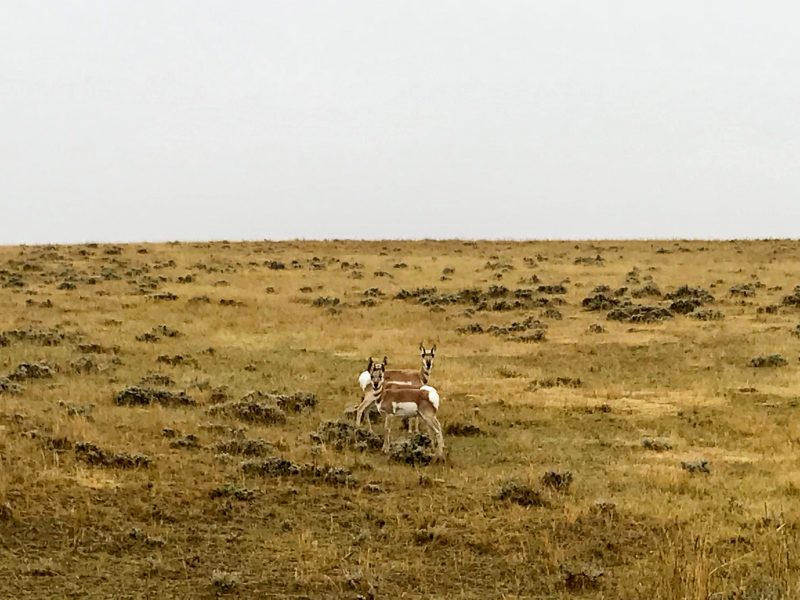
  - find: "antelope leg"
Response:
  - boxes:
[383,415,394,453]
[419,413,445,455]
[354,395,374,428]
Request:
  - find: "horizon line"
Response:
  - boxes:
[2,236,799,248]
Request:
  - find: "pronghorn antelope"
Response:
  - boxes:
[356,344,436,432]
[356,356,378,431]
[359,359,445,455]
[357,357,373,393]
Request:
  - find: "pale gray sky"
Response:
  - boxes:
[2,1,799,244]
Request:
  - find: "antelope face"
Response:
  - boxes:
[420,344,437,370]
[367,356,387,388]
[370,361,386,391]
[370,362,386,392]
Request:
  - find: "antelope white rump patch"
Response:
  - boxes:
[358,370,371,391]
[420,385,440,410]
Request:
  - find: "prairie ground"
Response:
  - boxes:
[1,239,800,599]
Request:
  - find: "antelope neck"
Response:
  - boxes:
[420,363,431,384]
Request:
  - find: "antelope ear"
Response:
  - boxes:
[367,357,374,372]
[383,356,388,367]
[431,345,437,355]
[419,343,426,355]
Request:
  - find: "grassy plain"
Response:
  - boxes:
[1,239,800,599]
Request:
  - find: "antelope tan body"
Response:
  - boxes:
[376,385,440,417]
[384,368,426,387]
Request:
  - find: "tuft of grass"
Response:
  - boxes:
[211,570,241,593]
[749,354,788,368]
[495,478,549,507]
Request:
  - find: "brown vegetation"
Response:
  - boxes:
[1,239,800,598]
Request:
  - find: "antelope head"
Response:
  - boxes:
[370,358,387,391]
[420,343,437,370]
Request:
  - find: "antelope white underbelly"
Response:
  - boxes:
[391,401,418,417]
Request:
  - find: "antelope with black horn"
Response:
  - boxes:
[359,358,445,455]
[356,344,437,432]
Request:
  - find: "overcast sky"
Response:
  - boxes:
[2,1,799,244]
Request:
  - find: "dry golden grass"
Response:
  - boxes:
[1,239,800,599]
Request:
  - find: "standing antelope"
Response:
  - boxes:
[356,356,378,430]
[359,359,445,456]
[356,344,437,432]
